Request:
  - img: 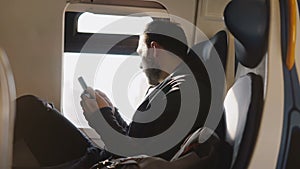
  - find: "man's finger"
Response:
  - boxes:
[95,90,113,105]
[95,89,107,97]
[84,98,99,113]
[86,87,96,98]
[95,93,114,111]
[80,100,94,113]
[81,93,90,100]
[80,100,86,112]
[95,94,110,108]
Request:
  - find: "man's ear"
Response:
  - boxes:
[150,41,161,58]
[150,41,161,49]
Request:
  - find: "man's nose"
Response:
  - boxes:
[136,47,141,56]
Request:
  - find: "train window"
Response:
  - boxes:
[63,12,154,128]
[77,12,153,35]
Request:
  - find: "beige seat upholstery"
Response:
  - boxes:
[0,48,16,169]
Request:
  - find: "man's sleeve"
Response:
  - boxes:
[84,107,128,137]
[114,108,129,132]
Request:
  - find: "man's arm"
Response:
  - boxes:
[114,108,130,131]
[95,89,129,130]
[80,88,129,139]
[83,107,128,135]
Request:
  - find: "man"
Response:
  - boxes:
[80,20,212,161]
[14,20,219,169]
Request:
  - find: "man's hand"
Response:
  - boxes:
[80,87,111,114]
[95,89,115,114]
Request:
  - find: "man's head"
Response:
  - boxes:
[136,20,188,85]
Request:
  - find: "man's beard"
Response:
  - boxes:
[144,68,162,86]
[142,53,163,86]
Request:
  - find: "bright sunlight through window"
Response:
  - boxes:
[78,12,153,35]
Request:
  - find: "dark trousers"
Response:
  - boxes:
[13,95,109,169]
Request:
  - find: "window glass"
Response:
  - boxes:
[78,12,153,35]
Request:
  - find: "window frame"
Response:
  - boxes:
[64,0,168,54]
[64,12,140,55]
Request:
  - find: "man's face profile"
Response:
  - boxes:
[137,34,162,86]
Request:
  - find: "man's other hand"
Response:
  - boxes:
[80,87,110,114]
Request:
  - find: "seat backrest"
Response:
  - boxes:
[224,73,263,168]
[188,30,232,169]
[0,48,16,169]
[189,30,228,71]
[188,29,228,105]
[223,0,269,168]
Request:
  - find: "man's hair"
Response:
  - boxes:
[143,20,188,59]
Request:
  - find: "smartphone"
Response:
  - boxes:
[78,76,94,98]
[78,76,88,90]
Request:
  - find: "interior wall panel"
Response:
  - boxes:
[156,0,197,47]
[0,0,66,108]
[196,0,230,41]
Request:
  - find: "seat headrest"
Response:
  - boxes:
[189,30,228,70]
[224,0,269,68]
[186,30,227,87]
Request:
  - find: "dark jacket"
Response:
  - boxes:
[85,58,211,161]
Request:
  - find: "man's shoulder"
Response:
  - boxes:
[159,74,190,94]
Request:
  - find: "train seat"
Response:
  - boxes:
[222,0,269,168]
[224,73,264,169]
[0,48,16,169]
[189,30,228,71]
